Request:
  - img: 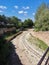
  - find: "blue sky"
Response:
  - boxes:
[0,0,49,21]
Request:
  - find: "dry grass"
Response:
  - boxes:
[29,29,49,46]
[28,34,48,50]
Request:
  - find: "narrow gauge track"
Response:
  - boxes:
[21,32,47,63]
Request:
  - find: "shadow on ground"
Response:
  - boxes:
[0,36,23,65]
[8,41,23,65]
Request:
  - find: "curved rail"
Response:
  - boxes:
[37,47,49,65]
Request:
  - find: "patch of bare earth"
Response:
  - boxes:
[28,29,49,46]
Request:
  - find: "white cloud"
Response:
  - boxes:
[18,11,24,14]
[0,10,3,12]
[18,10,28,16]
[0,6,7,9]
[24,11,28,14]
[14,5,18,9]
[23,6,30,10]
[23,11,28,16]
[32,13,35,16]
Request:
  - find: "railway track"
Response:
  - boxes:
[22,32,42,58]
[21,32,47,64]
[11,31,48,65]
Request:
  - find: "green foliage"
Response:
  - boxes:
[0,15,23,28]
[35,3,49,31]
[0,37,14,65]
[37,38,48,50]
[18,22,23,28]
[23,19,33,28]
[0,15,7,23]
[0,15,34,29]
[10,16,18,27]
[0,37,9,65]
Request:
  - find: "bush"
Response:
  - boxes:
[35,3,49,31]
[0,37,12,65]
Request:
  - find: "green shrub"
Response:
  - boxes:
[0,37,12,65]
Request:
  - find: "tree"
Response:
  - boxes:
[0,15,7,23]
[23,19,33,28]
[35,3,49,31]
[8,16,22,28]
[0,15,22,28]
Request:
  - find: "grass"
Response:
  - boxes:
[28,35,48,50]
[36,38,48,50]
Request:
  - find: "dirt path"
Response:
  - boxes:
[10,30,47,65]
[11,32,32,65]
